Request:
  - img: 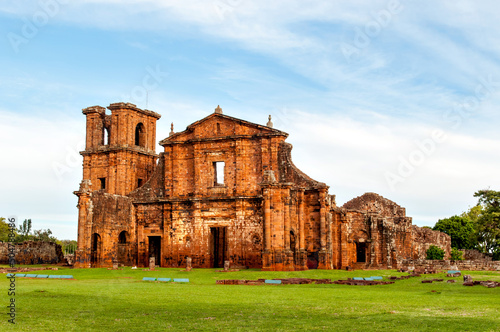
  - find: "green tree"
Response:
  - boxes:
[426,245,445,260]
[17,218,32,241]
[433,216,476,249]
[473,190,500,258]
[14,219,59,244]
[449,248,464,260]
[32,229,57,242]
[0,217,17,242]
[460,204,483,222]
[61,239,78,255]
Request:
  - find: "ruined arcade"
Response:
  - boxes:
[74,103,450,270]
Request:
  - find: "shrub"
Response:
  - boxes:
[449,248,464,260]
[426,245,445,260]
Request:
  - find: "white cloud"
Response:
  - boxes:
[0,109,83,239]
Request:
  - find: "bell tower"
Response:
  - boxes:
[79,102,161,195]
[74,102,161,268]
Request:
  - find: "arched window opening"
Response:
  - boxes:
[119,231,128,244]
[103,127,110,146]
[135,123,146,147]
[91,233,101,266]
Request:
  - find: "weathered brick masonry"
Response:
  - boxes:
[0,241,64,265]
[74,103,450,270]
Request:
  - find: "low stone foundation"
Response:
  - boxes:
[400,259,500,271]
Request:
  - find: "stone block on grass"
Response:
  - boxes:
[265,279,282,284]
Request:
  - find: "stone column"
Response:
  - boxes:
[74,180,93,268]
[318,189,329,269]
[298,189,305,249]
[297,189,308,270]
[283,191,294,270]
[284,193,290,248]
[340,214,349,269]
[262,187,273,270]
[264,188,271,251]
[319,189,327,250]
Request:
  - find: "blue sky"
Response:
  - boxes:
[1,0,500,240]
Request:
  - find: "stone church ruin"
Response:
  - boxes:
[74,102,450,270]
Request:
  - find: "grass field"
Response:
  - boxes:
[1,266,499,331]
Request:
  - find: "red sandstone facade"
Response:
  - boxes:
[74,103,450,270]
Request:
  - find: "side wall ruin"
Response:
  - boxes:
[0,241,64,265]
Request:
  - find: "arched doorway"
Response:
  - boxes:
[91,233,101,267]
[117,231,129,266]
[356,242,367,263]
[135,123,146,147]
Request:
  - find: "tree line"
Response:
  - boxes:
[430,189,500,260]
[0,217,77,255]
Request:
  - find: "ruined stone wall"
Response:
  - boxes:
[82,151,157,195]
[411,225,451,260]
[129,155,166,201]
[81,103,160,196]
[460,249,493,261]
[134,198,264,268]
[162,117,287,199]
[75,103,160,267]
[343,192,406,218]
[0,241,64,265]
[400,259,500,271]
[75,192,136,268]
[345,211,370,268]
[339,193,451,270]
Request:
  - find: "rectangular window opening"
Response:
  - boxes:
[138,178,143,188]
[213,161,225,186]
[99,177,106,190]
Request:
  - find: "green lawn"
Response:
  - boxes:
[1,267,499,331]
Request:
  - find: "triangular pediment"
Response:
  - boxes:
[160,113,287,145]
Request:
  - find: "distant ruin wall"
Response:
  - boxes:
[342,192,406,218]
[411,225,451,260]
[400,259,500,271]
[459,249,493,261]
[0,241,64,265]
